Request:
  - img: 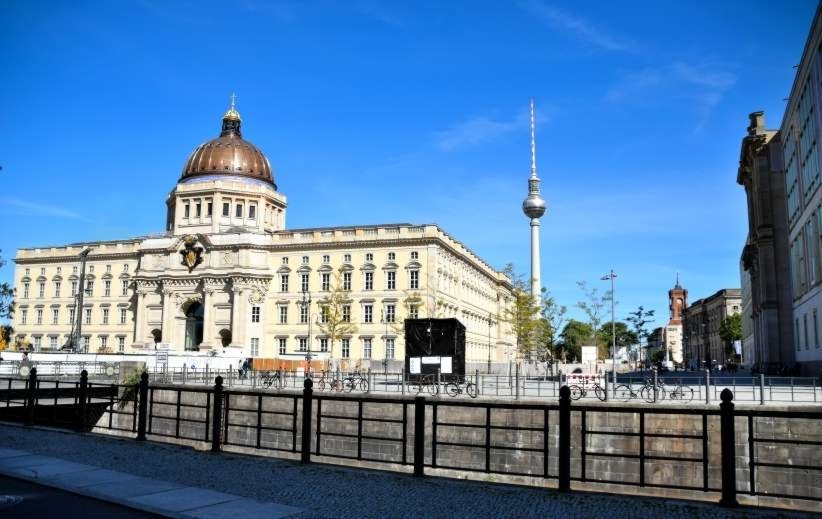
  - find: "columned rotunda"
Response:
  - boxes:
[13,101,515,367]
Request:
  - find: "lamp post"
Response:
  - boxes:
[487,314,493,373]
[601,270,617,382]
[381,310,389,375]
[301,288,313,376]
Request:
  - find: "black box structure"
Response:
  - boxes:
[404,318,466,381]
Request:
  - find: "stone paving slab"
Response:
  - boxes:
[4,459,94,478]
[180,498,303,519]
[127,487,241,513]
[49,467,142,489]
[84,475,185,499]
[0,454,62,469]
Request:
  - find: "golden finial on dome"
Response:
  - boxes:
[223,92,241,121]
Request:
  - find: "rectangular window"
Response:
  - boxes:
[320,338,328,352]
[122,280,129,296]
[301,274,309,292]
[805,314,810,350]
[36,309,43,325]
[34,336,41,350]
[411,251,418,260]
[207,202,213,217]
[366,253,373,261]
[52,308,59,325]
[388,252,395,260]
[54,281,61,297]
[85,308,92,325]
[341,338,350,358]
[251,337,260,356]
[300,305,308,324]
[409,306,419,319]
[124,264,129,272]
[386,304,395,323]
[222,202,230,217]
[365,272,373,290]
[409,270,419,289]
[71,281,78,296]
[69,308,75,325]
[797,318,802,351]
[20,309,27,325]
[344,254,351,262]
[278,338,287,355]
[302,255,309,264]
[321,273,330,291]
[815,308,820,349]
[343,272,351,291]
[83,336,90,350]
[387,271,396,290]
[184,204,190,218]
[100,336,108,350]
[281,273,289,292]
[364,304,373,323]
[279,306,288,324]
[299,338,307,352]
[23,283,29,299]
[195,202,201,218]
[235,203,243,218]
[322,255,330,263]
[38,282,45,298]
[106,264,111,273]
[120,308,127,324]
[363,338,372,359]
[104,280,111,297]
[86,280,94,295]
[320,306,329,323]
[386,338,395,359]
[342,305,351,322]
[102,308,109,325]
[249,205,256,219]
[118,336,125,352]
[50,336,58,350]
[251,306,261,323]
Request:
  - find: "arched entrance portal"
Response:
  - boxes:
[184,302,204,351]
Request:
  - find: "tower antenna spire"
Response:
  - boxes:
[530,97,537,180]
[230,92,238,110]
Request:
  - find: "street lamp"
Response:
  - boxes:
[487,314,493,373]
[301,288,313,376]
[601,270,617,382]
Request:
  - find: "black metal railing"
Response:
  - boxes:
[5,370,822,509]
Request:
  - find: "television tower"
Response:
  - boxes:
[521,98,546,302]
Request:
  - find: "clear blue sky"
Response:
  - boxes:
[0,0,817,330]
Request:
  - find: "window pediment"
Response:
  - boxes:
[382,262,399,270]
[360,262,376,271]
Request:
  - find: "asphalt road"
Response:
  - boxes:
[0,475,161,518]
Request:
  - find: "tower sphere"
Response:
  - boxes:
[522,193,546,219]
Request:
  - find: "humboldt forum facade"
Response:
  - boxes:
[11,102,516,368]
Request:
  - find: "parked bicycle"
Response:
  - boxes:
[445,380,477,398]
[261,371,282,389]
[568,379,607,401]
[662,379,694,402]
[343,371,369,392]
[316,371,343,392]
[408,374,439,396]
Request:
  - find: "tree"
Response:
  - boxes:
[719,313,742,359]
[536,289,567,362]
[317,270,358,364]
[575,281,613,358]
[626,306,656,367]
[0,250,14,321]
[558,319,594,362]
[500,264,540,359]
[0,325,12,351]
[595,321,637,354]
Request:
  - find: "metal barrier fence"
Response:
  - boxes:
[4,369,822,508]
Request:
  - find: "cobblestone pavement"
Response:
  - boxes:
[0,424,815,519]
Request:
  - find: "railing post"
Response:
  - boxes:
[414,396,425,477]
[301,378,313,463]
[705,369,711,405]
[475,369,480,397]
[515,363,520,400]
[437,368,441,396]
[182,364,187,384]
[137,371,149,440]
[211,376,223,453]
[366,368,372,394]
[604,371,609,402]
[558,385,571,491]
[401,368,406,396]
[719,389,738,507]
[653,368,659,403]
[759,374,765,405]
[25,367,38,426]
[77,370,88,432]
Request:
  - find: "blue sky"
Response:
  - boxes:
[0,0,817,329]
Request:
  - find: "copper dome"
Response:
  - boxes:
[180,104,276,188]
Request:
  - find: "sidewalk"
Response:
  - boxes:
[0,423,815,518]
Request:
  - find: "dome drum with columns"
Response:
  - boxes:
[11,97,516,367]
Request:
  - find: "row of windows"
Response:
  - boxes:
[21,279,130,299]
[24,264,130,277]
[18,306,129,326]
[255,303,407,325]
[276,336,395,359]
[285,251,418,266]
[796,308,822,351]
[181,197,266,221]
[280,270,418,293]
[790,205,822,298]
[785,74,822,226]
[26,334,127,352]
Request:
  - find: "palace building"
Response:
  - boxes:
[12,101,515,367]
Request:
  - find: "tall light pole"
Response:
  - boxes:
[601,270,617,380]
[301,288,313,375]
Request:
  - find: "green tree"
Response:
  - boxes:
[500,264,540,359]
[719,313,742,358]
[558,319,594,362]
[595,321,638,355]
[626,306,656,366]
[0,250,14,321]
[535,288,567,362]
[317,270,358,362]
[576,281,613,358]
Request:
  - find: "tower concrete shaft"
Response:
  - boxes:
[521,98,546,303]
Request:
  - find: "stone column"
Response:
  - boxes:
[202,286,215,348]
[133,291,147,348]
[231,285,244,348]
[161,287,173,348]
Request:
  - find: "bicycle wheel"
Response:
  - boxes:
[359,378,369,392]
[427,382,439,396]
[317,379,326,391]
[331,379,343,392]
[569,385,584,401]
[466,382,478,398]
[679,386,694,402]
[344,378,355,392]
[614,384,633,402]
[593,385,606,402]
[641,386,656,403]
[445,382,460,397]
